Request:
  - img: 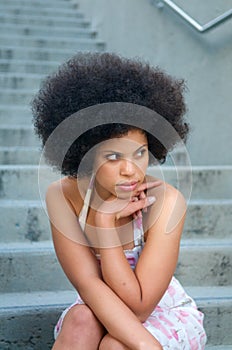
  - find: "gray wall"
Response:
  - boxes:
[75,0,232,165]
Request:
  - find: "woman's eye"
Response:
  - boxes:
[136,149,147,158]
[105,154,119,161]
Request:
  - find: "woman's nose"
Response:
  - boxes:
[120,159,136,176]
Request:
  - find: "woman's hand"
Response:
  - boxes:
[95,180,162,227]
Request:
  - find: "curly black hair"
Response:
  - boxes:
[32,52,189,177]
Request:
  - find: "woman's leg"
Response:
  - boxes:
[99,333,163,350]
[52,304,105,350]
[99,334,130,350]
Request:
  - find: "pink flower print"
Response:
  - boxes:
[168,285,176,297]
[155,305,164,313]
[149,318,172,339]
[127,256,136,269]
[136,217,143,229]
[200,332,207,346]
[55,318,62,333]
[178,310,190,324]
[170,328,179,341]
[167,284,177,307]
[188,337,199,350]
[159,314,175,327]
[197,311,204,325]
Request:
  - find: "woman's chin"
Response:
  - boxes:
[115,190,133,201]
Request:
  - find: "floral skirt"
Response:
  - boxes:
[54,276,207,349]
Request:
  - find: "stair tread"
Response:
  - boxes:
[180,238,232,247]
[185,285,232,301]
[0,23,94,33]
[0,199,44,207]
[0,286,231,311]
[0,124,34,129]
[0,61,60,68]
[0,146,39,150]
[0,104,31,109]
[0,290,77,310]
[206,347,232,350]
[0,10,84,18]
[0,34,103,43]
[1,238,232,251]
[1,195,229,205]
[0,44,90,53]
[0,18,91,28]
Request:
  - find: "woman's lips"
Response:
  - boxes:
[116,181,138,192]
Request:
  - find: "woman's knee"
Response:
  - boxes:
[67,305,95,326]
[61,304,102,339]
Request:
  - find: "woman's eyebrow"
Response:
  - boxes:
[136,144,148,150]
[102,144,148,155]
[102,150,123,155]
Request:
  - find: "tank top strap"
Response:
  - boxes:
[78,173,95,231]
[133,217,144,247]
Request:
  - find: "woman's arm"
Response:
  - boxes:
[95,182,187,322]
[46,180,162,350]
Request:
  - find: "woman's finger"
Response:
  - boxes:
[134,192,145,217]
[117,196,156,220]
[139,190,147,213]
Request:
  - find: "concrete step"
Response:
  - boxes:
[0,290,76,350]
[0,105,32,124]
[0,199,231,243]
[185,286,232,347]
[0,200,50,242]
[0,241,73,293]
[0,45,98,61]
[0,73,44,89]
[0,165,58,200]
[0,126,39,147]
[0,6,84,19]
[0,146,191,166]
[0,146,40,164]
[0,13,91,28]
[0,35,105,50]
[0,165,231,200]
[0,59,64,74]
[148,165,232,200]
[177,239,232,286]
[0,24,97,39]
[0,287,231,349]
[1,0,79,11]
[206,347,232,350]
[0,239,231,293]
[0,0,75,7]
[0,88,37,104]
[184,199,232,239]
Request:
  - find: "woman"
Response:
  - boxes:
[32,52,207,349]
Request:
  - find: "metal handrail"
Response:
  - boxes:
[156,0,232,33]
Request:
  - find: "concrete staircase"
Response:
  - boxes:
[0,0,231,349]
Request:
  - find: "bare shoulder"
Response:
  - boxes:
[46,176,77,196]
[46,176,85,216]
[45,177,89,245]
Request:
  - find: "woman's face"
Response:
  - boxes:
[94,129,149,200]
